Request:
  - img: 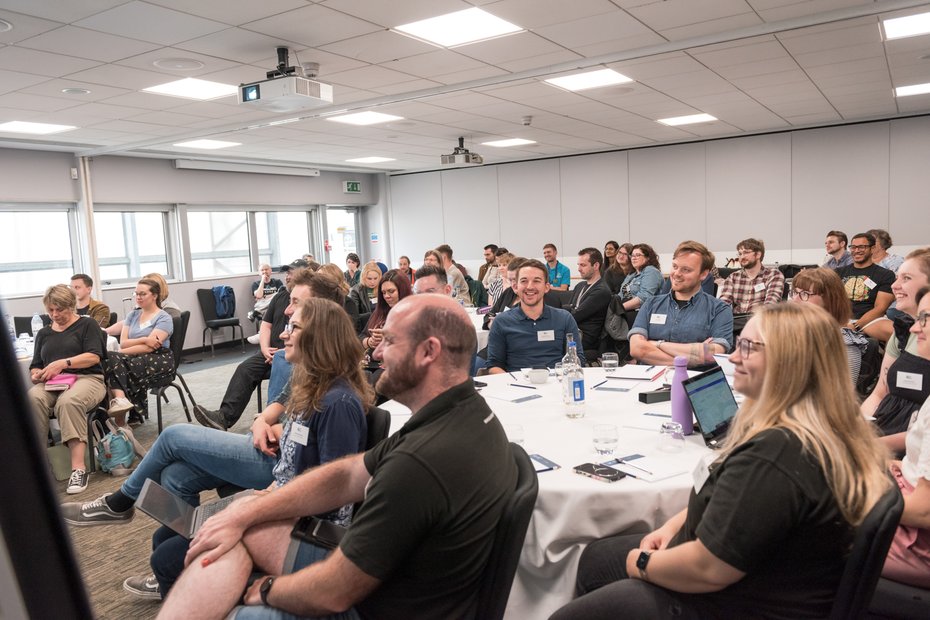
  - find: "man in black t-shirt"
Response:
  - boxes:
[835,232,895,339]
[162,295,517,620]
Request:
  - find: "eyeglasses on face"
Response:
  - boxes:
[631,252,645,259]
[735,336,765,358]
[848,244,873,251]
[918,311,929,329]
[789,289,818,301]
[283,321,301,335]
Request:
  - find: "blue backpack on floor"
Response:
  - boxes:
[212,285,236,319]
[91,418,136,473]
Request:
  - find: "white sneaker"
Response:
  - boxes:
[107,397,133,416]
[247,333,261,345]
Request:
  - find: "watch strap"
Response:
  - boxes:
[259,576,274,606]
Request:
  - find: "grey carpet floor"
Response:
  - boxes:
[54,346,263,620]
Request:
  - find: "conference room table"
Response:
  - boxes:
[381,367,714,619]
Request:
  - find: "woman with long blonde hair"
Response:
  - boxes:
[552,302,890,620]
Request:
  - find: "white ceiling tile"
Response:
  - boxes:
[321,0,471,28]
[456,32,569,65]
[17,25,161,63]
[75,2,228,46]
[751,0,868,23]
[534,9,658,49]
[0,91,84,112]
[0,105,44,121]
[430,64,510,85]
[0,68,53,95]
[661,12,763,40]
[627,0,756,32]
[242,4,382,47]
[497,49,583,73]
[0,46,101,77]
[98,91,193,111]
[691,39,788,67]
[0,9,64,44]
[65,64,186,90]
[326,64,419,88]
[174,28,305,64]
[777,20,878,54]
[711,56,802,80]
[145,0,309,26]
[20,78,130,101]
[368,78,442,95]
[483,0,618,29]
[0,0,129,23]
[113,47,240,77]
[381,49,490,79]
[322,30,435,65]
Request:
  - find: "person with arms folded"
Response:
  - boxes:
[862,249,930,436]
[551,303,891,620]
[28,284,107,494]
[487,259,583,373]
[343,253,360,288]
[347,262,381,334]
[629,241,733,369]
[157,294,516,620]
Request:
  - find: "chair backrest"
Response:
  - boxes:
[856,337,882,397]
[365,407,391,450]
[475,443,539,620]
[196,288,219,322]
[828,482,904,620]
[170,311,190,370]
[108,311,117,327]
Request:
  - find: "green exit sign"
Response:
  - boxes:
[343,181,361,194]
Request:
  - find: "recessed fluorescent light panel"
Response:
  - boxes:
[394,7,522,47]
[143,78,237,100]
[482,138,536,147]
[882,11,930,40]
[326,112,403,126]
[173,139,241,149]
[658,113,717,126]
[896,82,930,97]
[347,157,396,163]
[545,69,633,92]
[0,121,77,135]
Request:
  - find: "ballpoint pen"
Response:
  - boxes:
[510,383,536,390]
[591,380,607,389]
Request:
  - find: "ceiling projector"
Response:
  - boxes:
[239,47,334,113]
[441,137,483,167]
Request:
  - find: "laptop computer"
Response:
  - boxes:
[135,478,251,539]
[682,365,739,449]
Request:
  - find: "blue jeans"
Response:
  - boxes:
[120,424,276,505]
[229,542,360,620]
[151,526,188,597]
[267,350,292,406]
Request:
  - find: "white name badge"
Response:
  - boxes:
[650,314,667,325]
[290,423,309,446]
[537,330,555,342]
[753,282,766,293]
[898,371,924,391]
[140,320,152,329]
[692,453,715,494]
[864,278,877,290]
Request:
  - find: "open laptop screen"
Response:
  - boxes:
[682,366,739,446]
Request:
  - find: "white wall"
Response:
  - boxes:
[0,149,79,203]
[387,117,930,275]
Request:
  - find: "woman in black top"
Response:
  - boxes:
[551,303,890,620]
[28,284,107,494]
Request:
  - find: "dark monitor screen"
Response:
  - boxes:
[0,308,92,618]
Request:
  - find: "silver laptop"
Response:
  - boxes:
[136,478,251,539]
[682,366,739,449]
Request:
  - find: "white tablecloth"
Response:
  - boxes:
[381,368,710,619]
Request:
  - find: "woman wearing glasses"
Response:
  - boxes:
[551,303,890,620]
[882,287,930,587]
[604,242,634,294]
[62,297,371,599]
[618,244,663,312]
[862,248,930,436]
[788,267,869,383]
[104,277,175,426]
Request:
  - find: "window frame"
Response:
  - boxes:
[0,202,80,298]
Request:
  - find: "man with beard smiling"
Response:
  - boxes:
[718,238,784,336]
[160,294,516,620]
[630,241,733,369]
[486,258,583,373]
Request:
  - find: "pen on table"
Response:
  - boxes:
[510,383,536,390]
[645,365,655,372]
[509,371,518,380]
[591,380,607,390]
[618,459,653,476]
[643,412,672,418]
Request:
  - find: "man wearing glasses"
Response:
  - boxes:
[835,232,895,339]
[718,238,785,336]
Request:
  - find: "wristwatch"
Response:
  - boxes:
[259,576,275,605]
[636,551,652,580]
[66,358,72,367]
[656,340,665,352]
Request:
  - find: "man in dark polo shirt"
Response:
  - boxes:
[162,294,517,620]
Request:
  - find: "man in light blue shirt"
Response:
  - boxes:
[630,241,733,369]
[823,230,853,270]
[543,243,571,291]
[488,259,583,372]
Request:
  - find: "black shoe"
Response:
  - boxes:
[193,404,227,430]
